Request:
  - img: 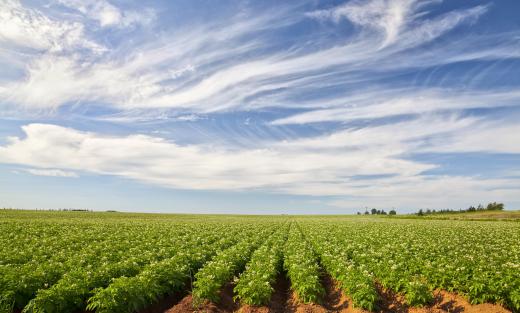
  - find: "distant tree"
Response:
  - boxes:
[381,210,387,215]
[426,209,432,215]
[364,210,369,215]
[468,206,476,212]
[357,212,361,215]
[371,208,377,215]
[417,209,424,216]
[432,209,436,214]
[389,209,397,215]
[486,202,504,211]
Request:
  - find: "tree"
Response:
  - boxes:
[371,208,377,215]
[417,209,424,216]
[389,209,397,215]
[486,202,504,211]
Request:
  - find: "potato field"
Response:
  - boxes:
[0,210,518,313]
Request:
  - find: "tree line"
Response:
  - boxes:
[415,202,504,216]
[355,202,505,216]
[357,208,397,215]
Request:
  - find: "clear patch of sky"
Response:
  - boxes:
[413,153,520,178]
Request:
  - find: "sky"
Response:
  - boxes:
[0,0,519,214]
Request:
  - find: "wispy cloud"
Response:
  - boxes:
[306,0,416,47]
[307,0,488,49]
[0,123,432,192]
[1,0,514,114]
[0,0,519,210]
[1,116,518,197]
[327,175,520,210]
[0,0,104,53]
[271,89,520,125]
[24,168,79,178]
[56,0,156,28]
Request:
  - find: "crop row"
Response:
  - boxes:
[1,212,519,313]
[1,222,201,312]
[86,223,264,313]
[233,223,290,305]
[283,224,323,304]
[192,225,278,304]
[299,218,520,311]
[302,224,378,311]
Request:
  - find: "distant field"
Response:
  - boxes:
[420,210,520,221]
[0,210,518,313]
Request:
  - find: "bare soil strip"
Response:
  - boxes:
[240,274,294,313]
[165,282,239,313]
[158,275,512,313]
[138,291,188,313]
[375,284,511,313]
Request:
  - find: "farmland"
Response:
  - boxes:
[0,210,519,313]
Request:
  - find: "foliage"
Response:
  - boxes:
[233,224,289,305]
[303,225,378,311]
[191,227,275,304]
[283,225,324,304]
[415,202,506,215]
[300,217,519,311]
[86,229,244,313]
[0,211,518,313]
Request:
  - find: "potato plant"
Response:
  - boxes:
[86,226,246,313]
[192,226,276,304]
[1,222,197,313]
[300,218,519,311]
[0,211,518,313]
[233,224,289,305]
[303,227,378,311]
[283,224,324,304]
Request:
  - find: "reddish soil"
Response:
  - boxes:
[165,283,240,313]
[160,275,512,313]
[375,284,511,313]
[240,274,294,313]
[138,291,188,313]
[410,290,511,313]
[238,274,367,313]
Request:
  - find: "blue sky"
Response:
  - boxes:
[1,0,519,214]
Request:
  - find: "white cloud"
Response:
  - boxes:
[0,1,518,211]
[271,89,520,125]
[308,0,415,47]
[56,0,155,28]
[281,115,479,151]
[307,0,487,49]
[1,0,510,114]
[176,114,205,122]
[423,122,520,154]
[0,123,433,193]
[1,117,519,198]
[0,0,104,53]
[24,168,79,178]
[327,176,520,210]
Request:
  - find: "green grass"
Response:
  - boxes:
[421,210,520,221]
